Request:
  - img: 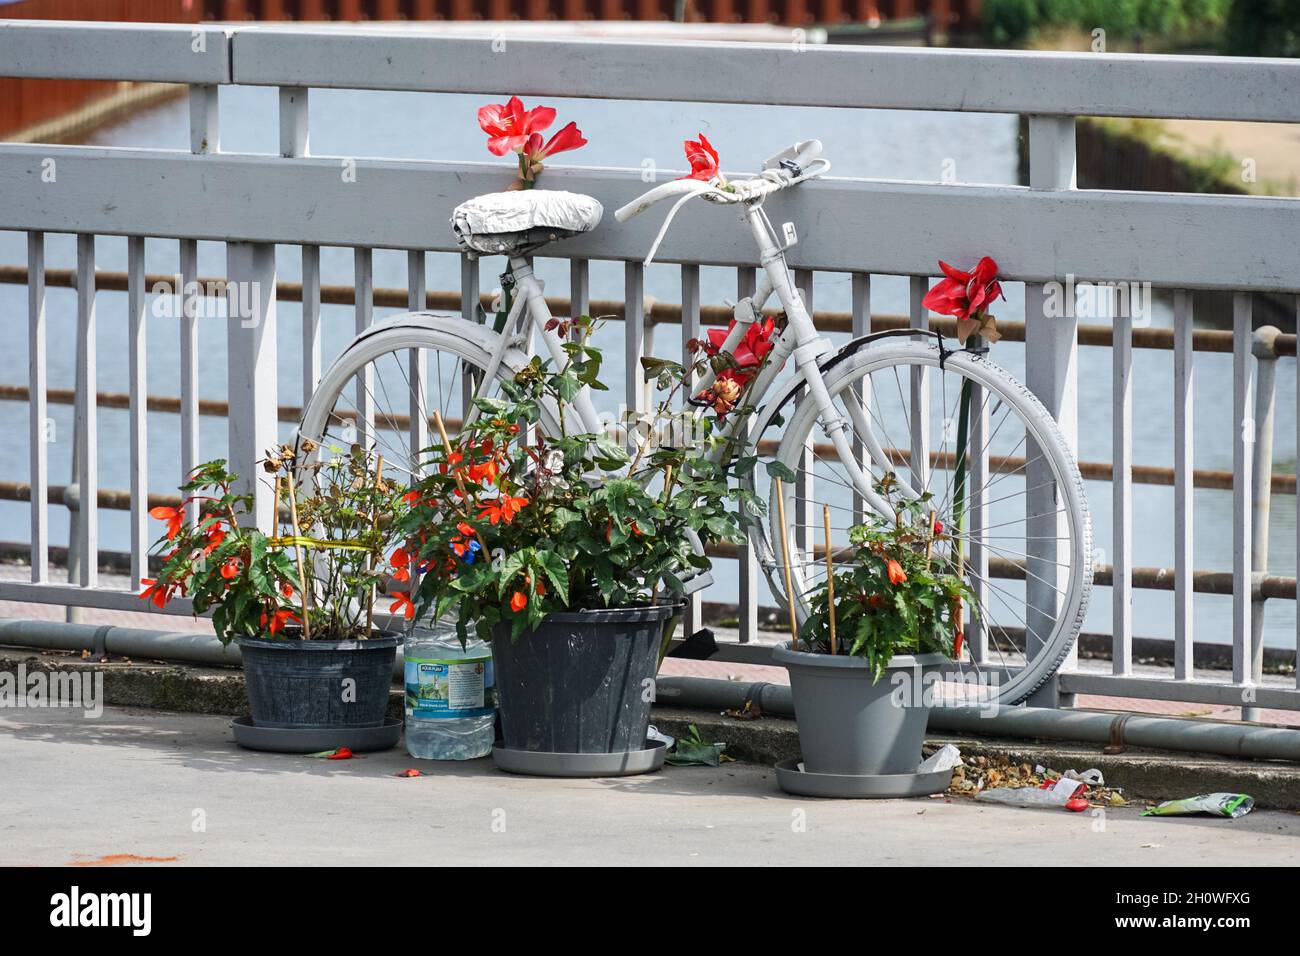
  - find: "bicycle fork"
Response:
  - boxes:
[739,203,898,523]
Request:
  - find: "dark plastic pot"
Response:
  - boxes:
[774,645,946,776]
[236,633,399,730]
[490,605,677,754]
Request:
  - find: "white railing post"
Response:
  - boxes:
[26,231,48,584]
[736,268,759,645]
[1172,290,1195,680]
[1231,293,1255,715]
[226,242,279,529]
[1245,320,1278,721]
[1023,115,1079,708]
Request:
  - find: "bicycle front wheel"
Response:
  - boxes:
[757,341,1092,707]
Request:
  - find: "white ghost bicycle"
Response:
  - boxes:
[296,140,1092,707]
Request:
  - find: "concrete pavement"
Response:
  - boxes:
[2,706,1297,866]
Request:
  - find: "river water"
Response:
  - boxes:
[0,85,1294,649]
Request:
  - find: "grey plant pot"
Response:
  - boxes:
[237,632,400,731]
[490,604,678,756]
[773,644,947,776]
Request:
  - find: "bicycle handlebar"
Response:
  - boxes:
[614,141,829,265]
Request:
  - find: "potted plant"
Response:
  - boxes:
[140,445,412,752]
[395,314,762,776]
[773,473,972,794]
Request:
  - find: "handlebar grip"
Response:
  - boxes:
[790,139,823,171]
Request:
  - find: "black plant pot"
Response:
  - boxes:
[236,633,399,730]
[490,605,677,769]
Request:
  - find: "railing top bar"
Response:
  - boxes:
[0,20,231,84]
[3,144,1300,292]
[3,20,1300,123]
[231,30,1300,122]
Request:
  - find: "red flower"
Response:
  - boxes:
[139,578,169,609]
[509,591,528,612]
[680,133,720,182]
[390,546,411,583]
[478,96,555,156]
[705,316,776,370]
[521,121,587,165]
[886,559,908,586]
[149,505,184,540]
[921,257,1003,322]
[468,457,499,485]
[389,591,415,621]
[478,495,529,525]
[202,525,225,556]
[219,559,240,580]
[402,489,423,506]
[326,747,354,760]
[259,608,300,635]
[280,582,295,598]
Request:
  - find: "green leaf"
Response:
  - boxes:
[765,460,797,483]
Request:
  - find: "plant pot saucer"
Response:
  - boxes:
[774,759,951,799]
[492,739,667,778]
[231,716,402,754]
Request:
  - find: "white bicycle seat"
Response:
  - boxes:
[452,190,603,255]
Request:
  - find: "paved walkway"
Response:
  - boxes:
[2,706,1296,866]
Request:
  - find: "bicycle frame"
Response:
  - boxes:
[463,181,905,524]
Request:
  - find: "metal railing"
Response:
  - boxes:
[2,19,1299,716]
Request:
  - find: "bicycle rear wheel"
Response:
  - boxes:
[753,341,1092,707]
[296,313,555,483]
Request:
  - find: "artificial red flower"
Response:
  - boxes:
[705,316,777,370]
[921,257,1003,322]
[478,495,529,525]
[478,96,555,156]
[149,505,184,540]
[389,591,415,621]
[260,608,300,635]
[509,591,528,612]
[681,133,720,182]
[886,559,908,586]
[521,121,587,166]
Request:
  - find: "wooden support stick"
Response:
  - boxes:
[280,474,312,641]
[774,478,799,651]
[824,504,836,656]
[364,454,385,635]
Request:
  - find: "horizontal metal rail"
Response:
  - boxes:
[3,265,1295,355]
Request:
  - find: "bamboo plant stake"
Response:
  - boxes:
[823,504,836,656]
[278,475,312,641]
[774,478,799,651]
[364,454,385,635]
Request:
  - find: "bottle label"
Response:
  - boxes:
[405,656,493,719]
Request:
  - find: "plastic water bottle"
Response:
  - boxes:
[403,622,495,760]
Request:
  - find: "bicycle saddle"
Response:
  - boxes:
[452,190,603,256]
